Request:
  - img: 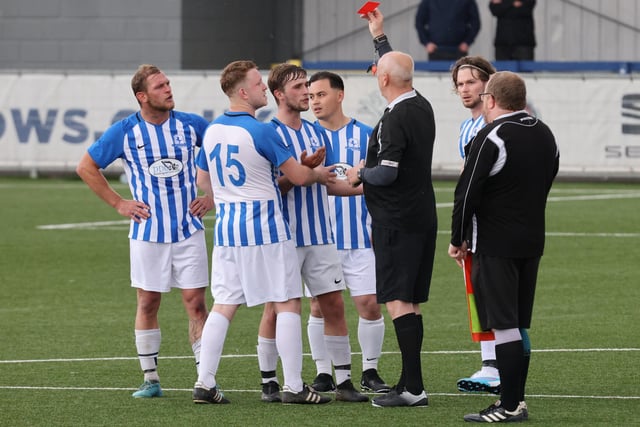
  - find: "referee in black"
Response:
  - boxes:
[449,71,559,423]
[347,51,436,408]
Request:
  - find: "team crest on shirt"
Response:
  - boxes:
[149,158,184,177]
[308,135,321,150]
[173,133,188,147]
[346,137,360,151]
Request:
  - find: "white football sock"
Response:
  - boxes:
[257,336,279,384]
[135,328,161,382]
[192,338,201,375]
[276,311,303,392]
[196,311,229,389]
[358,316,385,371]
[307,315,332,375]
[325,334,351,385]
[481,339,497,362]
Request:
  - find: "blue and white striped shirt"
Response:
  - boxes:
[319,119,373,250]
[197,112,292,247]
[271,118,334,247]
[88,111,208,243]
[458,115,486,159]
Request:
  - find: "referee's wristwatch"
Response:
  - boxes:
[373,34,388,46]
[356,168,363,183]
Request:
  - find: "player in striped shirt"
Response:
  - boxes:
[307,71,390,394]
[256,63,368,403]
[454,58,496,161]
[192,60,330,405]
[76,64,213,398]
[452,56,506,395]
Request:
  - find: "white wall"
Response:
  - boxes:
[0,71,637,179]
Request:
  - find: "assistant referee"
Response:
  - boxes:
[449,71,559,423]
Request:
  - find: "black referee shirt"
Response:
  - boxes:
[451,111,559,258]
[364,91,437,231]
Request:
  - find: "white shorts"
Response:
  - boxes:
[130,230,209,292]
[211,240,303,307]
[298,244,345,297]
[338,248,376,297]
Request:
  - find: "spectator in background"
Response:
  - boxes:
[490,0,536,60]
[415,0,481,61]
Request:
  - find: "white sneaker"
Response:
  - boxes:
[471,367,500,379]
[457,367,501,394]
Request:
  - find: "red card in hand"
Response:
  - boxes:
[357,1,380,15]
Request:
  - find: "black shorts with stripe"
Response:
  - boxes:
[471,253,541,330]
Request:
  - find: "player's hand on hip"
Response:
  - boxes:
[116,199,150,223]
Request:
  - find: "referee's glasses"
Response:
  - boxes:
[479,92,494,100]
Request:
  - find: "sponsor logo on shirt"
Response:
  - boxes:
[333,162,351,180]
[148,158,183,178]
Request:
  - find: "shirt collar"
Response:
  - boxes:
[386,89,417,112]
[494,110,528,121]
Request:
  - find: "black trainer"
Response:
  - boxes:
[371,385,428,408]
[518,401,529,420]
[282,384,331,404]
[310,373,336,392]
[335,379,369,402]
[463,402,526,423]
[261,380,281,403]
[192,383,230,404]
[360,369,391,393]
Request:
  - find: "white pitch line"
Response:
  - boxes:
[435,230,640,238]
[37,220,129,230]
[1,348,637,364]
[39,221,640,237]
[547,192,640,202]
[547,231,640,237]
[37,191,640,230]
[435,191,640,209]
[0,386,636,400]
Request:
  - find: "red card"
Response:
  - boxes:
[357,1,380,15]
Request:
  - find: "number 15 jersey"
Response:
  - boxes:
[196,111,293,247]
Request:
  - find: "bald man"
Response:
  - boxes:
[347,51,437,408]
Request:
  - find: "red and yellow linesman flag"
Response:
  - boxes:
[462,253,494,342]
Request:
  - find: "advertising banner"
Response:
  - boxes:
[0,71,637,178]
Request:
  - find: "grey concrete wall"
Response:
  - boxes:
[0,0,181,70]
[0,0,638,71]
[302,0,640,63]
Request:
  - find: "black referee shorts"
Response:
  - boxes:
[471,253,541,330]
[372,225,437,304]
